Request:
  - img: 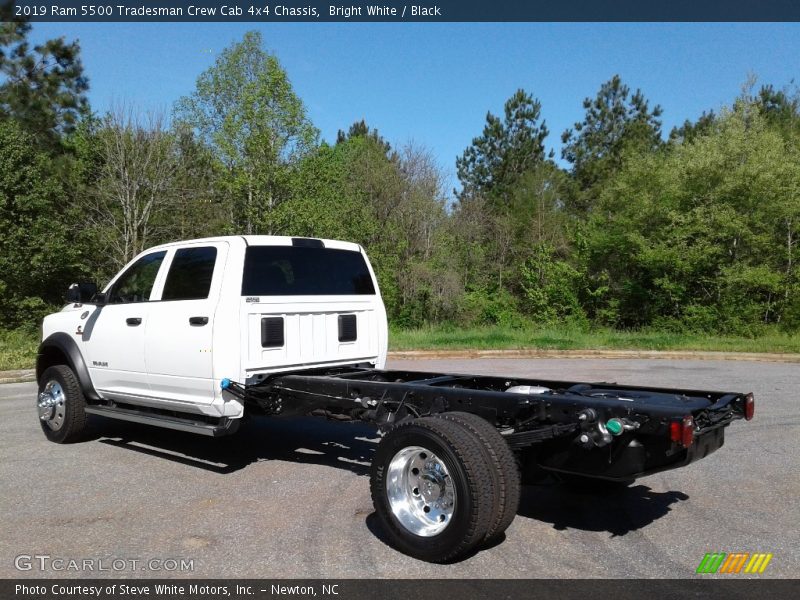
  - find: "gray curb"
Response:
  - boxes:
[0,369,35,384]
[387,349,800,363]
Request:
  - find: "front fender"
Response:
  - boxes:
[37,332,100,401]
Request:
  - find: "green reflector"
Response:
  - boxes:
[606,418,623,435]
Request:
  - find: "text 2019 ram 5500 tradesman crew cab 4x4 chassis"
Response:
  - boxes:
[36,236,753,562]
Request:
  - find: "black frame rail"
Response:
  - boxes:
[229,367,748,443]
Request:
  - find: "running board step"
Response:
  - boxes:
[85,405,238,437]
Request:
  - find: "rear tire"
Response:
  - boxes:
[370,416,497,562]
[432,411,520,542]
[37,365,87,443]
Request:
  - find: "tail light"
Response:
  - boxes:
[669,415,695,448]
[744,393,755,421]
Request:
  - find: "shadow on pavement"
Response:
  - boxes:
[517,481,689,536]
[364,512,508,564]
[91,414,378,476]
[88,415,687,543]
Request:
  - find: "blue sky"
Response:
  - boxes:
[31,23,800,191]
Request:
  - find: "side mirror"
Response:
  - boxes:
[65,282,99,304]
[92,292,108,306]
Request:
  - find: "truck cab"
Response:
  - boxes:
[39,236,388,420]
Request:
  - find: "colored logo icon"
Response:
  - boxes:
[696,552,773,574]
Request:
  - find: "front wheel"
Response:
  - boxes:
[37,365,88,443]
[370,417,497,563]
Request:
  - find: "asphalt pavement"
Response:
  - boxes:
[1,358,797,578]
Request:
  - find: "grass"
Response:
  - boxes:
[0,328,39,371]
[2,324,798,373]
[389,324,800,354]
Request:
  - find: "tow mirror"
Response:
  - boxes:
[92,292,108,306]
[65,282,99,304]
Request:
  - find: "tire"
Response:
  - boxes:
[558,473,635,492]
[37,365,88,443]
[432,412,520,542]
[370,416,496,562]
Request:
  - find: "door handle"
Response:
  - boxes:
[189,316,209,326]
[126,317,142,326]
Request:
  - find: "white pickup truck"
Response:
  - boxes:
[39,235,387,424]
[36,235,753,562]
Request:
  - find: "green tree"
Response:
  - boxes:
[0,19,88,148]
[484,163,574,292]
[519,243,585,324]
[456,89,550,204]
[64,112,227,281]
[0,120,82,326]
[754,83,800,139]
[562,75,662,212]
[586,100,800,332]
[280,134,453,325]
[336,119,391,154]
[174,31,318,234]
[669,111,716,144]
[159,122,227,241]
[85,108,180,270]
[278,138,377,243]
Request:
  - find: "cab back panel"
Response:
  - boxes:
[244,299,380,372]
[239,243,384,378]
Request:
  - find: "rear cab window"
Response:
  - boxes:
[242,246,375,296]
[162,246,218,301]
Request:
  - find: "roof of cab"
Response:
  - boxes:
[147,235,363,253]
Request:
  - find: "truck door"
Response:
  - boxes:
[82,250,167,399]
[145,242,228,405]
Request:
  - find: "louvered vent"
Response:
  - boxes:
[261,317,285,348]
[338,314,357,342]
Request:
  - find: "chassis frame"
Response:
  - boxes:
[225,367,750,482]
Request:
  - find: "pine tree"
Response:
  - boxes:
[562,75,662,211]
[0,19,89,149]
[336,119,391,154]
[457,89,551,205]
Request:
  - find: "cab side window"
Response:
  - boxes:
[161,246,218,301]
[107,251,167,304]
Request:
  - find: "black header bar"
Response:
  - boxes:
[6,1,800,23]
[2,579,800,600]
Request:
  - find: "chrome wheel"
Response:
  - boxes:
[385,445,456,536]
[38,381,66,431]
